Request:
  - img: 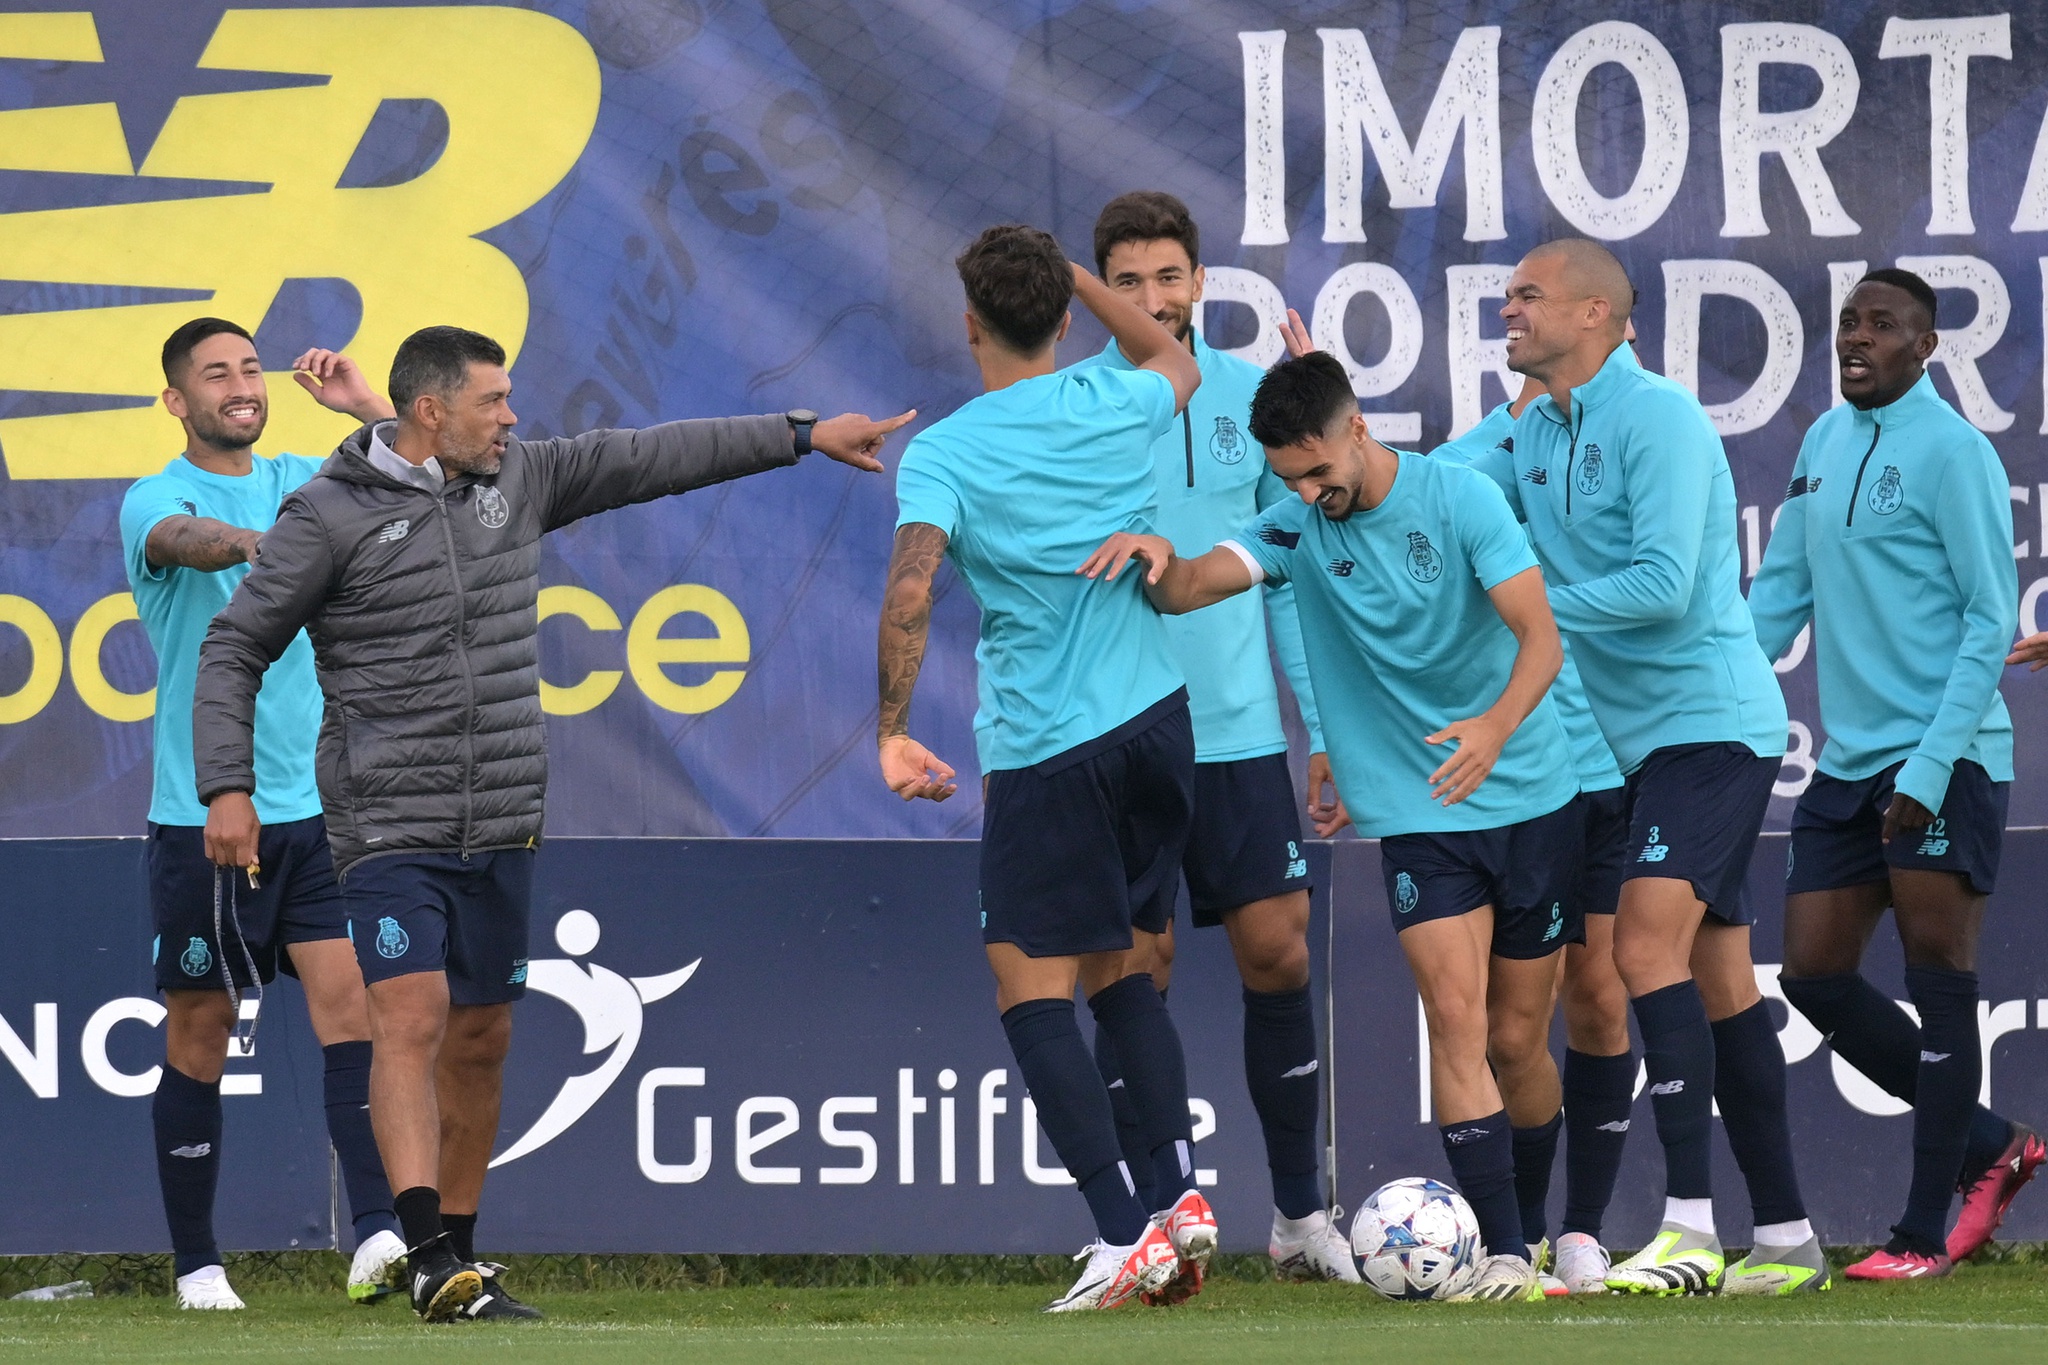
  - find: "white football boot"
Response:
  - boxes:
[1528,1238,1569,1297]
[1270,1209,1362,1283]
[1448,1253,1544,1302]
[1554,1231,1614,1294]
[1044,1223,1179,1313]
[175,1264,245,1311]
[347,1229,408,1303]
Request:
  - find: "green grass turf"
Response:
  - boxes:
[3,1264,2046,1364]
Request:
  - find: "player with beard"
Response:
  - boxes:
[1751,268,2039,1277]
[1468,239,1820,1296]
[119,318,405,1310]
[1082,352,1583,1303]
[193,324,908,1322]
[1064,192,1348,1283]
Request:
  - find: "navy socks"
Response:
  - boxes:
[321,1041,400,1243]
[394,1185,447,1263]
[1441,1111,1525,1261]
[1512,1111,1563,1246]
[1781,972,2012,1178]
[1711,999,1806,1226]
[1090,1028,1155,1210]
[1561,1048,1634,1238]
[443,1212,478,1264]
[1002,998,1147,1245]
[1898,967,1983,1249]
[153,1064,224,1277]
[1243,986,1323,1219]
[1632,981,1715,1200]
[1087,975,1196,1209]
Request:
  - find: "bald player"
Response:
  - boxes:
[1466,239,1823,1296]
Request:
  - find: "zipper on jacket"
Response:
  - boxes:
[1182,408,1194,488]
[436,492,478,854]
[1843,422,1883,527]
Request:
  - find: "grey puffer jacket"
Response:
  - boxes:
[193,417,796,874]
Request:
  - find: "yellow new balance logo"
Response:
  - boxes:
[0,6,600,480]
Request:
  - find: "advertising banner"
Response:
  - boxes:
[5,835,2044,1254]
[3,2,2048,838]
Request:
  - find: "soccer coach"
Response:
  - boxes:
[192,325,909,1320]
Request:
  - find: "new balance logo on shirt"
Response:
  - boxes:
[1785,475,1823,499]
[1327,559,1355,577]
[1522,468,1548,484]
[377,519,411,543]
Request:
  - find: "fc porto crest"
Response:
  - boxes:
[1867,465,1903,516]
[476,485,510,529]
[179,936,212,978]
[1394,872,1419,914]
[1404,531,1442,583]
[1575,442,1605,495]
[1209,415,1247,465]
[375,916,410,960]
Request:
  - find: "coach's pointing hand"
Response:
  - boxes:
[203,791,262,868]
[814,410,917,472]
[880,734,957,802]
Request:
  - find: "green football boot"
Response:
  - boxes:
[1605,1222,1724,1295]
[1723,1235,1832,1295]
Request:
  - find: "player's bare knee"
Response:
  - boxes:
[164,990,235,1080]
[448,1004,514,1067]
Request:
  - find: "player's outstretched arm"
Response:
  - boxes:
[1426,566,1563,805]
[877,521,958,802]
[1069,264,1200,413]
[1076,534,1252,614]
[290,349,396,423]
[145,516,263,573]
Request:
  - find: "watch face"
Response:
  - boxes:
[787,408,819,424]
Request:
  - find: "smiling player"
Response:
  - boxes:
[119,318,405,1311]
[1082,351,1583,1303]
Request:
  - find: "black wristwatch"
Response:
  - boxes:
[785,409,818,456]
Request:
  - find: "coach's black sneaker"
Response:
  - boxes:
[458,1262,544,1321]
[408,1238,483,1323]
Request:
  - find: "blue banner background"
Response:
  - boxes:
[5,836,2045,1254]
[3,2,2048,836]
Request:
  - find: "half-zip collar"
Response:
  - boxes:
[1526,343,1640,516]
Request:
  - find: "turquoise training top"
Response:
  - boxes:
[895,365,1187,772]
[1748,371,2016,814]
[1066,331,1323,759]
[1223,452,1578,837]
[1468,345,1788,773]
[1432,401,1623,794]
[119,452,327,827]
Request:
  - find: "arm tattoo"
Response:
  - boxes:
[877,522,948,742]
[146,515,262,572]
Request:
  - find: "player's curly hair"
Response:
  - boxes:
[1092,190,1198,278]
[1250,351,1356,450]
[955,225,1072,355]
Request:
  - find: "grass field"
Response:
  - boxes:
[4,1260,2046,1364]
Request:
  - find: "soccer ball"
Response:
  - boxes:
[1349,1177,1481,1301]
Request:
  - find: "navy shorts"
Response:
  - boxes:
[980,692,1195,958]
[1377,799,1586,960]
[1575,784,1629,918]
[1183,753,1312,926]
[1622,742,1778,926]
[1787,760,2008,896]
[149,816,346,991]
[341,849,533,1006]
